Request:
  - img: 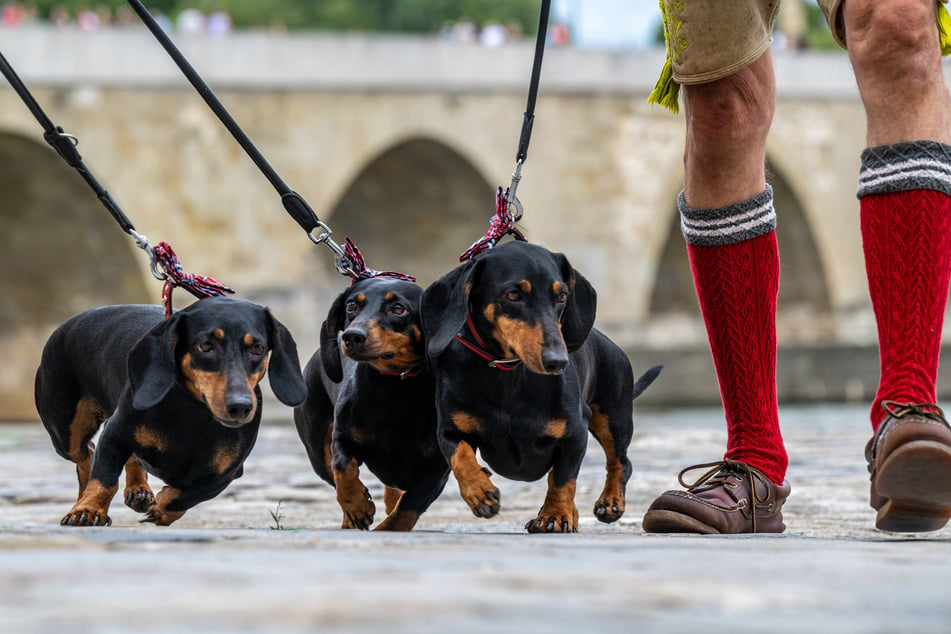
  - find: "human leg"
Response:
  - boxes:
[823,0,951,531]
[642,1,790,534]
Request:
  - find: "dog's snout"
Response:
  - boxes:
[541,351,569,375]
[225,393,254,420]
[342,328,367,350]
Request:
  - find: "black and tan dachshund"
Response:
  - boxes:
[294,276,448,531]
[420,240,662,533]
[34,296,307,526]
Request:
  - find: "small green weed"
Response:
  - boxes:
[269,500,285,530]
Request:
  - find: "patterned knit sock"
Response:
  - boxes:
[680,186,788,484]
[858,141,951,430]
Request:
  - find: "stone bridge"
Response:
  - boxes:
[2,25,947,419]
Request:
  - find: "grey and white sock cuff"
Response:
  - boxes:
[679,185,776,247]
[857,141,951,198]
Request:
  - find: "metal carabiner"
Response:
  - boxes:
[334,253,356,277]
[130,229,166,282]
[505,159,525,221]
[306,220,334,247]
[307,220,356,277]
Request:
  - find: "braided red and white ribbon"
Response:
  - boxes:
[459,186,526,261]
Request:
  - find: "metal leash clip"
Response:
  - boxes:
[129,229,166,282]
[307,220,356,277]
[505,159,525,222]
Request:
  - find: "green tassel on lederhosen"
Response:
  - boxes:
[648,1,951,113]
[939,1,951,55]
[647,0,681,114]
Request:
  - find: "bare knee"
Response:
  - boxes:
[684,57,774,153]
[844,0,949,144]
[846,0,939,79]
[682,53,775,206]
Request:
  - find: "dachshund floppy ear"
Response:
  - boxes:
[557,252,597,352]
[128,312,183,410]
[264,308,308,406]
[420,258,482,358]
[318,291,348,383]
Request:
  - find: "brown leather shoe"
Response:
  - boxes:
[642,460,790,534]
[866,400,951,532]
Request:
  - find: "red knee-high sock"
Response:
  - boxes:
[687,231,787,484]
[862,189,951,430]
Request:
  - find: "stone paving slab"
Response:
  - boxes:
[1,403,950,633]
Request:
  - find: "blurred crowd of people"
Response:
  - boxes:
[1,2,572,45]
[438,17,571,47]
[1,2,233,35]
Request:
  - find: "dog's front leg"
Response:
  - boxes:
[445,440,500,519]
[525,435,586,533]
[122,455,154,513]
[437,411,500,519]
[332,444,375,529]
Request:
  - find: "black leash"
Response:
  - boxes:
[0,48,235,312]
[460,0,550,261]
[503,0,551,222]
[125,0,356,278]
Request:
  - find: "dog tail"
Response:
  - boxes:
[631,365,663,400]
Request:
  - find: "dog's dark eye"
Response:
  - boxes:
[249,343,267,357]
[556,291,569,304]
[345,300,359,315]
[197,340,214,354]
[505,290,523,302]
[390,303,406,316]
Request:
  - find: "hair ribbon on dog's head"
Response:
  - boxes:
[343,237,416,285]
[459,186,527,261]
[151,241,235,317]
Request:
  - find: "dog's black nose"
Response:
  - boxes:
[542,352,569,374]
[342,329,367,350]
[225,395,254,420]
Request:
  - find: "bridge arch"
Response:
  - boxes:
[0,130,151,331]
[648,157,831,343]
[319,136,495,285]
[0,130,152,418]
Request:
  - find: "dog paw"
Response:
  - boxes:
[341,502,375,530]
[525,497,579,534]
[593,494,625,524]
[339,485,375,530]
[460,483,501,519]
[60,505,112,527]
[525,510,578,534]
[140,505,185,526]
[124,485,155,513]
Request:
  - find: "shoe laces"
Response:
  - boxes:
[677,459,774,533]
[880,400,947,424]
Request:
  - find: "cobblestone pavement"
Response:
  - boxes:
[2,403,950,633]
